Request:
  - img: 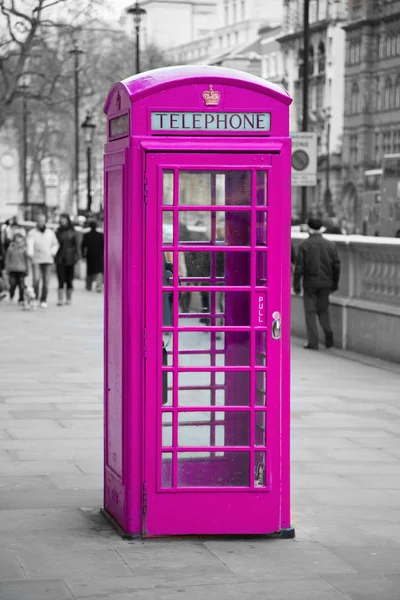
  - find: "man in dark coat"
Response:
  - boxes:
[293,217,341,350]
[82,221,104,292]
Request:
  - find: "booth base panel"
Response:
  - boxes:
[100,508,295,540]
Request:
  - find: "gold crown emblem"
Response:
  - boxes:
[202,84,221,106]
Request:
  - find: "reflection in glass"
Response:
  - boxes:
[163,170,174,205]
[255,371,266,406]
[254,452,266,487]
[256,212,267,246]
[162,212,174,245]
[256,331,267,366]
[162,412,173,446]
[256,252,267,286]
[255,411,266,446]
[162,452,173,487]
[256,171,268,206]
[177,452,250,487]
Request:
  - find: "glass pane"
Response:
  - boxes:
[163,371,173,407]
[256,252,267,286]
[255,411,266,446]
[162,292,173,326]
[254,452,266,487]
[163,170,174,205]
[161,452,173,487]
[179,212,211,242]
[256,331,267,366]
[179,171,251,206]
[178,370,250,407]
[179,291,250,326]
[256,171,268,206]
[180,251,251,285]
[256,212,267,246]
[162,212,174,244]
[178,411,250,447]
[163,332,173,365]
[224,331,251,365]
[177,452,250,487]
[255,371,266,406]
[162,412,173,447]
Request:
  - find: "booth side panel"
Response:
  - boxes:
[280,139,292,532]
[104,150,126,529]
[124,141,145,535]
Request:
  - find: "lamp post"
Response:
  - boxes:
[301,0,310,223]
[81,112,96,213]
[324,107,332,215]
[20,83,29,218]
[69,40,84,214]
[126,1,147,74]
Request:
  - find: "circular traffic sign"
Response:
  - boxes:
[292,149,309,171]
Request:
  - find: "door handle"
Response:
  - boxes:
[272,312,281,340]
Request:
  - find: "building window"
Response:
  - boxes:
[350,134,358,165]
[298,48,304,79]
[270,53,276,77]
[241,0,245,20]
[224,2,228,25]
[379,35,386,58]
[384,77,393,110]
[233,1,237,22]
[309,45,314,75]
[395,77,400,108]
[351,81,360,114]
[386,35,392,57]
[392,34,397,56]
[374,132,381,165]
[397,33,400,55]
[235,30,239,45]
[349,39,361,64]
[318,42,325,73]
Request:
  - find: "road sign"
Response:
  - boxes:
[291,132,317,186]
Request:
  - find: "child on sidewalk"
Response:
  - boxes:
[5,232,28,306]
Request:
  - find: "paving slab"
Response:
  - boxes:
[0,579,74,600]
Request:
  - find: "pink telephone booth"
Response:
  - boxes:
[103,66,293,538]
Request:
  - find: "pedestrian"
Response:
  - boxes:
[81,220,104,292]
[5,232,28,306]
[27,214,59,308]
[4,216,26,250]
[293,217,341,350]
[55,214,81,306]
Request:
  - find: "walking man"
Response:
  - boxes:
[81,221,104,292]
[293,217,341,350]
[27,214,59,308]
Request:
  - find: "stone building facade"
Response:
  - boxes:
[277,0,347,218]
[342,0,400,231]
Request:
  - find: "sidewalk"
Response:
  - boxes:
[0,284,400,600]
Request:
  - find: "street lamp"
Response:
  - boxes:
[81,112,96,213]
[126,1,147,74]
[69,40,84,215]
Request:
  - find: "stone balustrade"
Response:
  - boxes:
[291,233,400,363]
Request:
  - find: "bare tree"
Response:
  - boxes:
[0,0,98,129]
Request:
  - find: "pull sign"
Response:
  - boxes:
[255,293,266,325]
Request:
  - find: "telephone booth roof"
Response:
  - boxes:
[104,65,292,113]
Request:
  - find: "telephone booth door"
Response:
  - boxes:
[144,152,283,536]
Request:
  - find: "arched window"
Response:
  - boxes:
[392,34,397,56]
[298,48,304,79]
[387,35,392,57]
[384,77,393,109]
[351,82,360,114]
[395,77,400,108]
[309,45,314,75]
[318,41,325,73]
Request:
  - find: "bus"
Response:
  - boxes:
[361,168,382,236]
[380,154,400,237]
[361,155,400,237]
